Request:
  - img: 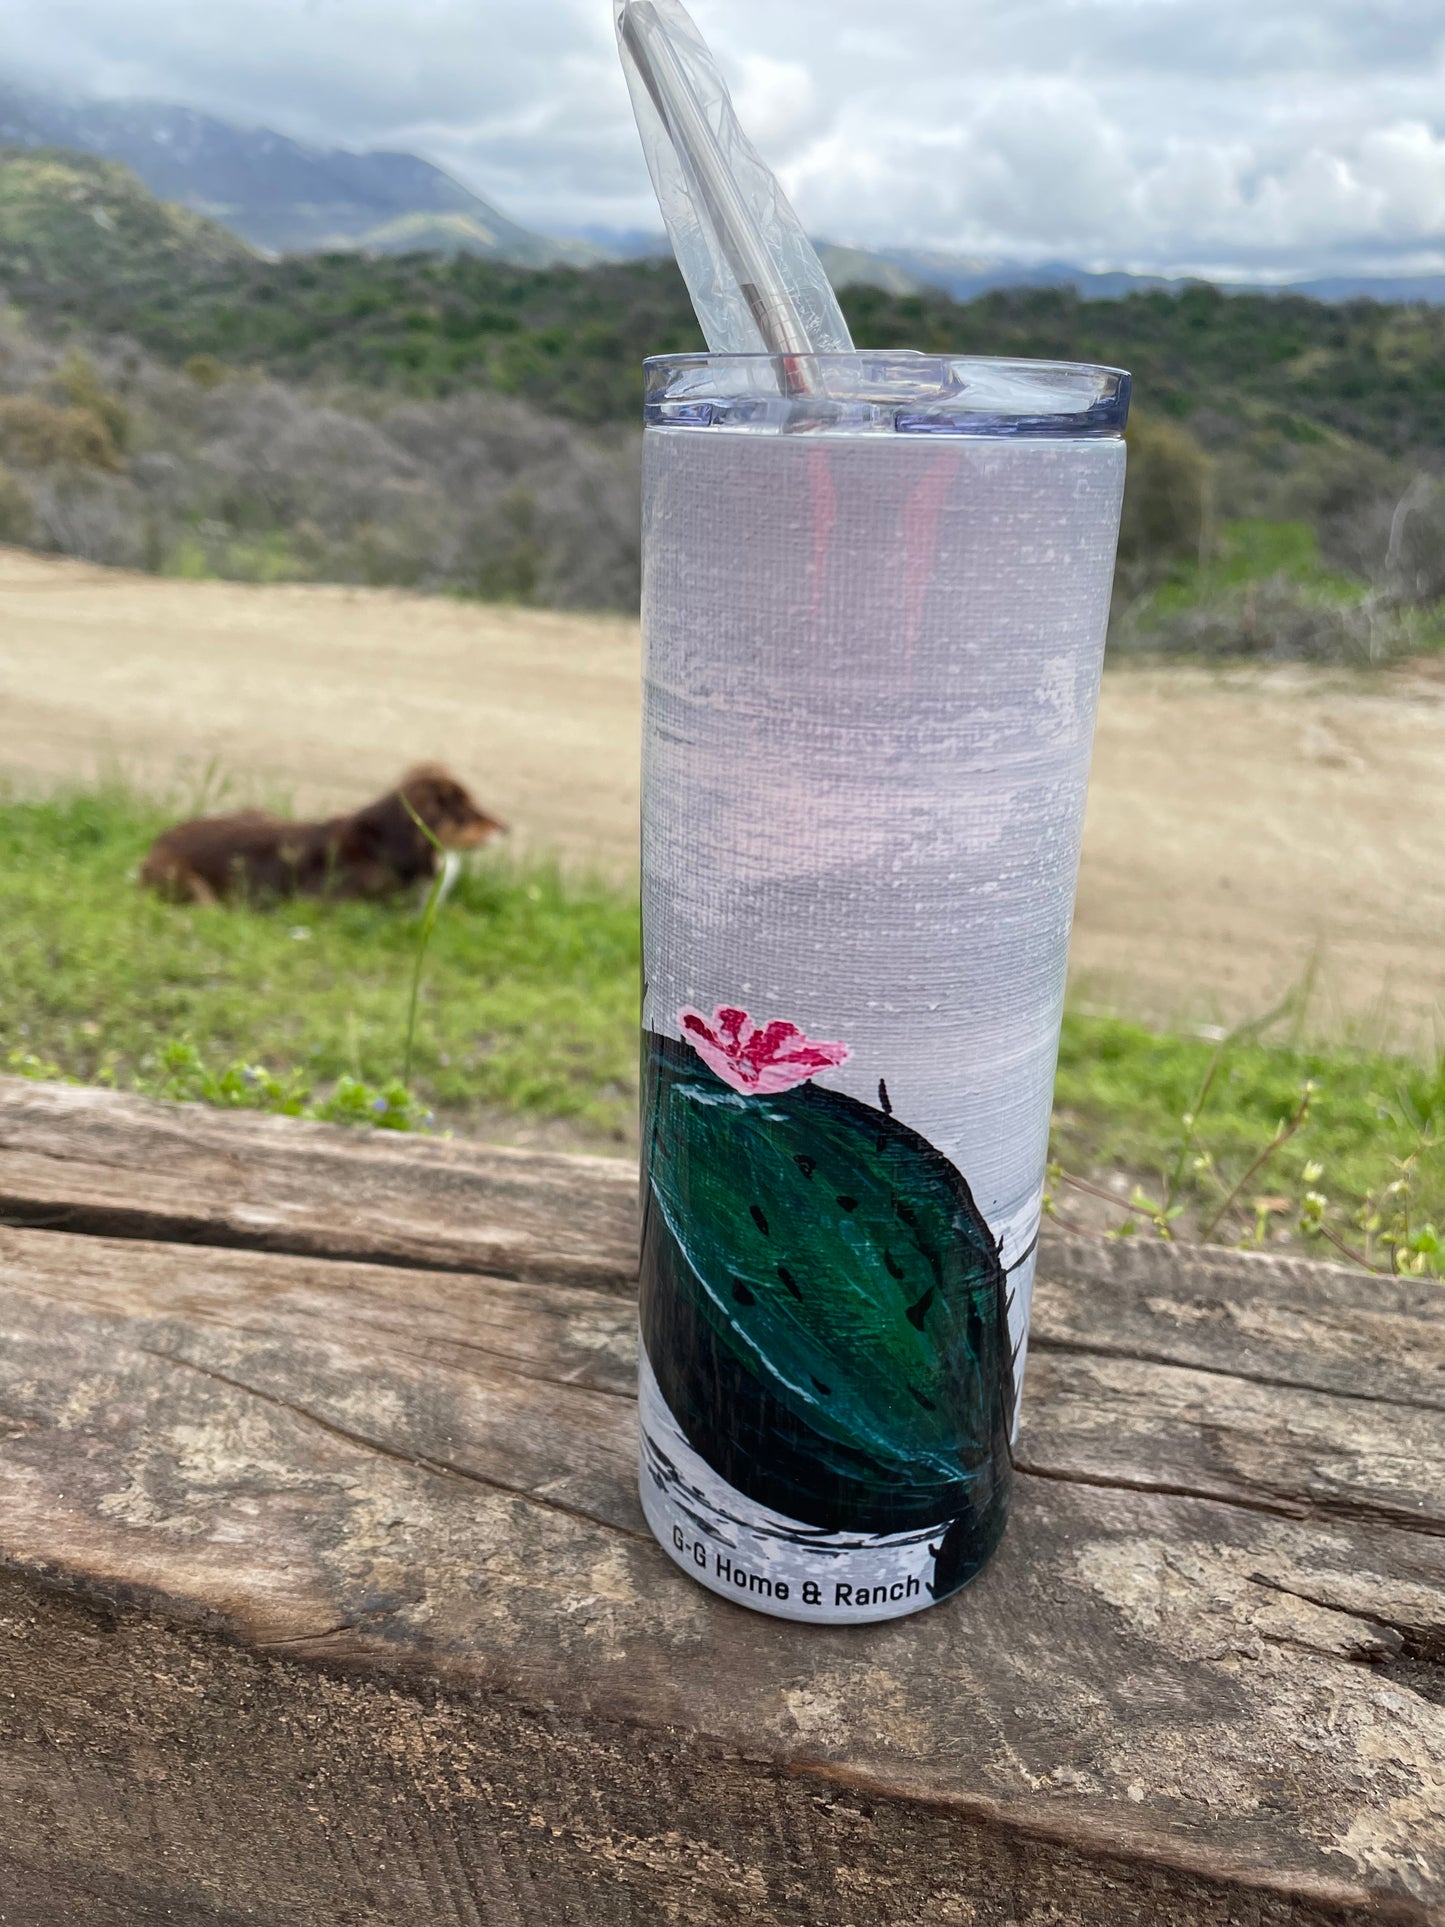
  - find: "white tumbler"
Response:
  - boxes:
[637,353,1129,1623]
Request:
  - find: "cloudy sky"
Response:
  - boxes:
[6,0,1445,276]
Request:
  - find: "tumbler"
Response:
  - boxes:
[638,352,1130,1623]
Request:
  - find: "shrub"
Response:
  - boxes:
[0,394,122,471]
[469,484,542,601]
[27,470,149,568]
[0,461,34,541]
[1323,473,1445,608]
[1118,574,1421,666]
[1117,412,1212,584]
[49,350,131,454]
[183,353,228,389]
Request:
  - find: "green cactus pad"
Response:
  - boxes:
[641,1031,1015,1545]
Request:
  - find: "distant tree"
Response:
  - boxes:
[50,350,131,454]
[0,395,122,471]
[0,462,33,542]
[1116,412,1212,584]
[183,354,229,390]
[1323,471,1445,608]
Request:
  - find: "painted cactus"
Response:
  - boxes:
[641,1019,1016,1576]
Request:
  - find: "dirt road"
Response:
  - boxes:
[3,547,1441,1043]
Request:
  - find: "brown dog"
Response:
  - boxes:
[140,764,506,905]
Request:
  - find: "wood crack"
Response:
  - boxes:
[3,1270,634,1405]
[1029,1330,1445,1415]
[137,1347,650,1543]
[0,1196,633,1293]
[1248,1570,1445,1664]
[254,1620,366,1648]
[1014,1457,1445,1540]
[780,1756,1435,1925]
[0,1195,484,1274]
[0,1138,245,1177]
[381,1336,636,1403]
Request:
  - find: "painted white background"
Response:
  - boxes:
[641,425,1125,1377]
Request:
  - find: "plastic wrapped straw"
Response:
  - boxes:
[615,0,852,359]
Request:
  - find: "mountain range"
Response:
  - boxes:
[581,229,1445,307]
[878,251,1445,307]
[0,78,597,263]
[2,75,1443,305]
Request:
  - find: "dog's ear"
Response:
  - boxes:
[396,773,446,827]
[346,788,439,881]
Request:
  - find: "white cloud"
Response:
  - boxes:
[729,56,820,156]
[1356,123,1445,234]
[3,0,1444,274]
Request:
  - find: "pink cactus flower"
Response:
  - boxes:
[679,1005,849,1096]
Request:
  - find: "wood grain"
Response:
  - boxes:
[0,1081,1441,1924]
[0,1074,638,1292]
[1034,1233,1445,1412]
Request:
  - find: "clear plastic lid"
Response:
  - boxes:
[644,351,1130,437]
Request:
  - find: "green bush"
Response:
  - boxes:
[1117,412,1212,582]
[50,350,131,454]
[183,353,229,389]
[0,394,122,471]
[0,461,34,541]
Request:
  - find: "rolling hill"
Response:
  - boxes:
[0,148,1440,673]
[4,76,1443,306]
[0,145,1441,466]
[0,146,254,313]
[0,78,595,263]
[574,229,1445,308]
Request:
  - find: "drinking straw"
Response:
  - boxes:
[614,0,854,363]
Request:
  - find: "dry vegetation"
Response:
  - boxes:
[2,145,1442,651]
[1112,411,1445,664]
[0,321,640,608]
[0,303,1440,671]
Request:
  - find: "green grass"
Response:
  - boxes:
[166,529,308,586]
[1,786,1439,1272]
[0,787,639,1141]
[1147,517,1368,618]
[1054,1011,1443,1274]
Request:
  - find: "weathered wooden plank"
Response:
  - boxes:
[2,1564,1431,1927]
[1020,1345,1445,1537]
[0,1074,638,1292]
[1035,1234,1445,1412]
[13,1075,1441,1543]
[5,1222,1442,1553]
[0,1217,1441,1923]
[0,1218,636,1397]
[2,1072,1410,1339]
